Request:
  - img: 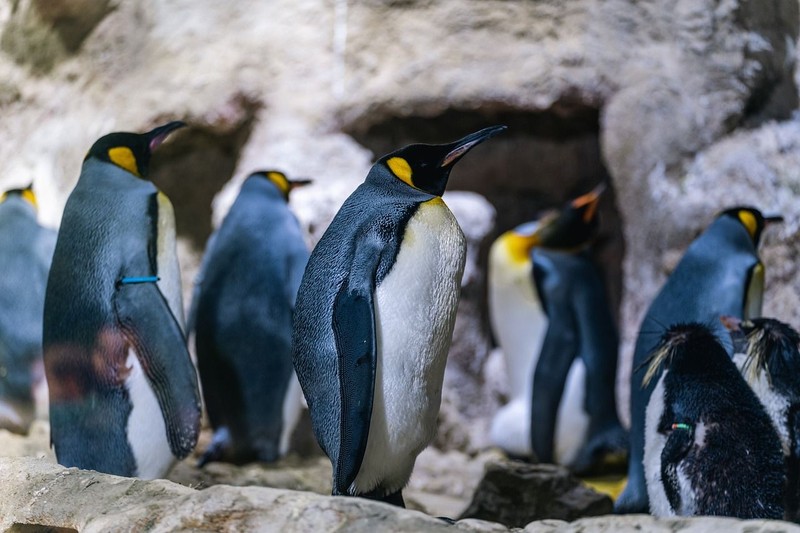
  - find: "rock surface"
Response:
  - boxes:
[461,459,613,528]
[1,457,799,533]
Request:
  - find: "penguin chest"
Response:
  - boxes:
[154,192,184,330]
[733,354,790,455]
[124,349,174,479]
[353,198,466,494]
[487,248,548,399]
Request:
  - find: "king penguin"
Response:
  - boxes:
[191,170,311,466]
[488,186,626,473]
[43,121,202,479]
[642,322,784,518]
[292,125,506,506]
[0,184,56,434]
[616,206,782,513]
[724,316,800,521]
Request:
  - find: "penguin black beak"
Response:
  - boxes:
[289,178,313,190]
[146,121,187,152]
[764,214,784,227]
[439,125,507,168]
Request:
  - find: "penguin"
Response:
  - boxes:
[292,125,506,506]
[487,186,626,473]
[43,121,201,479]
[616,207,782,513]
[0,184,56,434]
[191,170,311,466]
[723,315,800,521]
[642,322,784,518]
[529,247,627,473]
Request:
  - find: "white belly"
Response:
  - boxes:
[279,371,304,455]
[155,192,185,331]
[351,198,466,495]
[734,353,790,455]
[488,244,548,399]
[125,350,174,479]
[645,373,672,516]
[489,358,589,464]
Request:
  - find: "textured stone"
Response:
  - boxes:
[460,459,613,528]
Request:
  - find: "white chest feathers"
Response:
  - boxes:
[351,198,466,495]
[734,353,791,455]
[487,242,548,399]
[154,192,185,331]
[125,350,174,479]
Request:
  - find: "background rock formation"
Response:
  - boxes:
[1,0,799,488]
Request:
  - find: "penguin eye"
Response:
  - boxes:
[107,147,141,177]
[387,157,415,188]
[737,210,758,239]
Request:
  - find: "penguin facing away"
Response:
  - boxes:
[642,322,784,518]
[723,315,800,521]
[488,185,626,473]
[530,246,627,473]
[0,184,56,434]
[293,125,506,506]
[43,121,201,479]
[191,170,311,466]
[616,207,782,513]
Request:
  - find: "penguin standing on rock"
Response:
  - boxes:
[43,122,201,479]
[191,170,310,466]
[616,207,782,513]
[723,316,800,521]
[0,184,56,434]
[643,322,784,519]
[488,186,626,473]
[293,125,506,506]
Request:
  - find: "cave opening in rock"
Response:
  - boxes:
[149,117,257,250]
[347,108,625,333]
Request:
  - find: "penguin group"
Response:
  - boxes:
[0,116,796,524]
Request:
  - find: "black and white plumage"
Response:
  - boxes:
[725,316,800,521]
[43,122,201,479]
[292,126,505,506]
[191,170,310,466]
[643,322,784,519]
[0,185,56,434]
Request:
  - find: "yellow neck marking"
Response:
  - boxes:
[501,231,540,264]
[738,210,757,239]
[387,157,414,188]
[267,172,291,195]
[108,147,140,177]
[0,190,38,209]
[21,189,37,209]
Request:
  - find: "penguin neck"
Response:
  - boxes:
[364,165,438,202]
[242,177,289,203]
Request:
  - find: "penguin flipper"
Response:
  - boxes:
[660,426,693,514]
[113,281,202,458]
[331,282,377,495]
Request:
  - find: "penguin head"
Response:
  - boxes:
[497,184,605,263]
[722,316,800,390]
[0,183,37,211]
[84,121,186,178]
[249,170,312,201]
[641,322,724,386]
[718,207,783,247]
[378,125,506,196]
[535,184,605,249]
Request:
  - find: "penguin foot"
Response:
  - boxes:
[570,426,629,476]
[360,488,406,508]
[196,427,231,468]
